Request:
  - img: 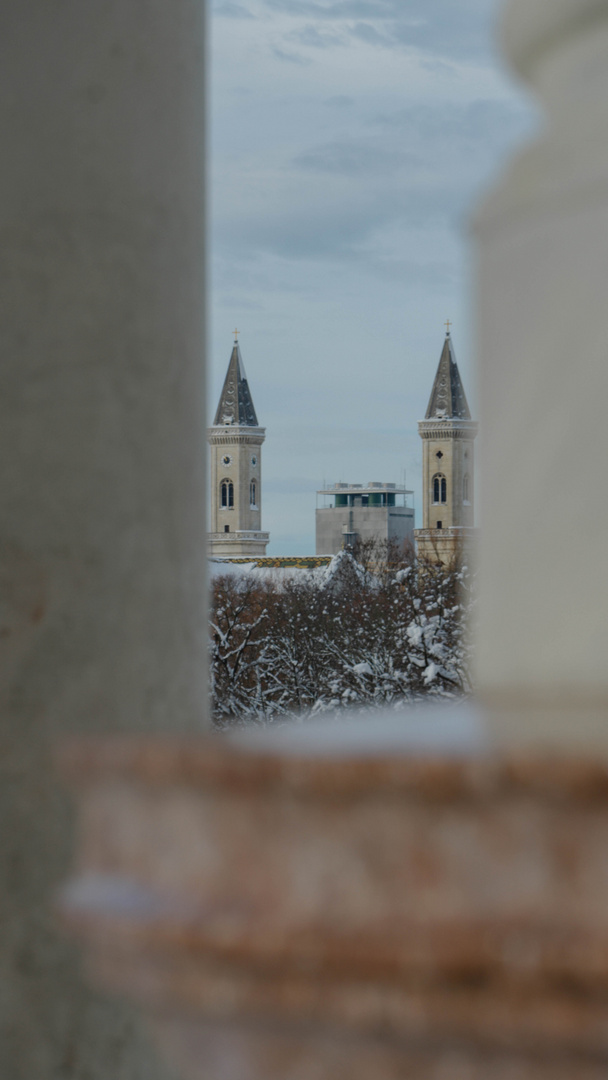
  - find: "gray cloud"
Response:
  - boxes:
[216,188,460,265]
[324,94,355,108]
[213,1,256,17]
[264,0,392,16]
[365,256,457,289]
[272,45,312,64]
[293,138,420,176]
[386,4,492,59]
[264,0,411,19]
[261,0,497,60]
[349,21,392,47]
[218,207,379,261]
[289,24,345,48]
[213,91,533,271]
[376,99,533,142]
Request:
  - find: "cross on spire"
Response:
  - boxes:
[444,319,452,335]
[233,327,239,342]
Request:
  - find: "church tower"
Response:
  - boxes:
[415,328,478,563]
[208,335,269,557]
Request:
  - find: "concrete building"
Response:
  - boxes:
[415,331,478,563]
[316,482,414,555]
[208,337,269,556]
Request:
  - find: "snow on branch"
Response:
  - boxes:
[210,540,476,727]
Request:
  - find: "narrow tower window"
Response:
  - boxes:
[250,480,257,507]
[432,474,447,504]
[221,479,234,508]
[463,474,470,503]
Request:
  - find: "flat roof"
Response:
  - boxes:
[317,482,413,495]
[210,556,332,568]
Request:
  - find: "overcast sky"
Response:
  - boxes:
[210,0,538,555]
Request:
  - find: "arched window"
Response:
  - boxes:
[432,474,447,504]
[250,480,257,507]
[220,479,234,508]
[463,474,470,503]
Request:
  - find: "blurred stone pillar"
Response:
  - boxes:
[0,2,206,1077]
[475,0,608,748]
[59,4,608,1080]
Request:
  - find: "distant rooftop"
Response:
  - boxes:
[317,482,413,496]
[210,556,332,569]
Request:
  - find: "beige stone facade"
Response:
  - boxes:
[414,526,478,566]
[415,334,478,563]
[208,341,269,556]
[208,427,268,555]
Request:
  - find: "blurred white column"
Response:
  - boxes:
[475,0,608,747]
[0,2,206,1076]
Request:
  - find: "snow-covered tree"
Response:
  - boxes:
[210,543,476,727]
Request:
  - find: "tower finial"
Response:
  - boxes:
[444,319,451,336]
[233,327,239,343]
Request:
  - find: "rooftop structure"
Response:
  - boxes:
[317,482,413,507]
[316,482,414,555]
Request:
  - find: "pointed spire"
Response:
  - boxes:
[425,332,471,420]
[213,338,259,427]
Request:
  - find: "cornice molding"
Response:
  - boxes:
[208,427,266,447]
[208,531,270,541]
[415,527,479,537]
[418,421,479,441]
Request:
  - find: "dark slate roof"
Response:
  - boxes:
[213,342,259,426]
[425,334,472,420]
